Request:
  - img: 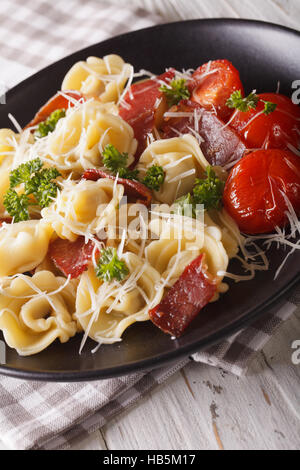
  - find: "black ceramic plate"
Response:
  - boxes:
[0,19,299,381]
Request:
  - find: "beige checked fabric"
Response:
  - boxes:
[0,0,299,450]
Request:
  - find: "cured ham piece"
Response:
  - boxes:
[24,90,84,129]
[49,236,96,279]
[149,254,217,337]
[83,169,152,207]
[119,69,175,160]
[0,218,12,226]
[162,100,246,167]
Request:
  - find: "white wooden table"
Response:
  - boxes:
[0,0,299,451]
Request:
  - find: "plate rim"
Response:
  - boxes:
[0,17,299,381]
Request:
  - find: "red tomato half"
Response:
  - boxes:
[189,59,244,121]
[24,90,84,129]
[230,93,300,151]
[223,149,300,234]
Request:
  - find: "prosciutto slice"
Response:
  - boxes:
[0,218,12,226]
[162,100,246,167]
[49,236,96,279]
[24,90,83,129]
[119,69,175,160]
[83,169,152,207]
[149,254,216,337]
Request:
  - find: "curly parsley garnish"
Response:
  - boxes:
[159,78,190,106]
[261,100,277,115]
[226,90,277,115]
[3,190,30,222]
[3,158,61,222]
[226,90,259,113]
[172,193,197,218]
[102,144,128,173]
[34,109,66,139]
[193,167,225,210]
[142,165,165,191]
[173,166,224,217]
[95,247,129,282]
[102,145,165,191]
[102,144,139,180]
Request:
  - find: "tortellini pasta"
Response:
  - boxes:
[0,220,53,276]
[205,208,240,260]
[47,99,137,172]
[75,252,162,343]
[0,271,78,355]
[137,135,210,205]
[61,54,132,103]
[41,178,124,241]
[146,215,229,298]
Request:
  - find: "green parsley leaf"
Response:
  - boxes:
[159,78,190,106]
[142,165,165,191]
[33,168,61,208]
[118,167,140,181]
[95,247,129,283]
[3,189,30,222]
[262,100,277,115]
[226,90,259,113]
[102,144,129,173]
[34,109,66,139]
[10,158,43,189]
[193,166,225,210]
[172,193,197,219]
[102,144,139,180]
[24,167,60,199]
[4,158,61,221]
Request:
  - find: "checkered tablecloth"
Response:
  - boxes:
[0,0,299,450]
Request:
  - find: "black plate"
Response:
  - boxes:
[0,19,299,381]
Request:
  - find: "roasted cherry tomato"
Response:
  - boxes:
[223,149,300,234]
[230,93,300,151]
[24,90,84,129]
[189,59,244,121]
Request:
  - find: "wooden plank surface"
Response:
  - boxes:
[1,0,299,451]
[70,312,299,451]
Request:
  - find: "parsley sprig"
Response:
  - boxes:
[226,90,277,115]
[226,90,259,113]
[102,144,165,191]
[193,166,225,210]
[3,190,30,222]
[159,78,190,106]
[261,100,277,115]
[173,193,197,218]
[95,247,129,282]
[173,166,225,217]
[34,109,66,139]
[3,158,61,222]
[142,165,165,191]
[102,144,139,180]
